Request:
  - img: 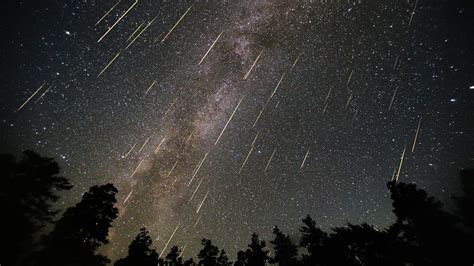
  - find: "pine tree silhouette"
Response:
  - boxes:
[164,246,184,266]
[115,227,159,266]
[242,233,269,266]
[217,249,232,266]
[234,251,248,266]
[35,183,119,266]
[453,169,474,231]
[197,239,219,266]
[299,215,327,265]
[388,180,473,265]
[0,151,72,265]
[269,226,298,266]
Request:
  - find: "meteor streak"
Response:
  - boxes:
[97,0,138,43]
[388,86,398,111]
[252,104,266,128]
[198,31,223,65]
[17,82,46,111]
[325,87,332,102]
[154,137,166,154]
[243,50,263,80]
[34,83,54,103]
[125,16,157,50]
[345,92,353,109]
[268,71,286,101]
[159,223,180,258]
[188,152,209,186]
[393,55,399,70]
[130,159,144,178]
[411,117,422,152]
[185,130,194,144]
[167,159,179,178]
[346,70,354,86]
[145,80,157,94]
[290,53,302,71]
[164,98,177,116]
[161,5,193,44]
[264,148,277,173]
[395,145,407,181]
[215,97,243,145]
[193,215,201,228]
[189,176,204,202]
[408,0,418,27]
[126,21,145,42]
[251,130,260,148]
[124,142,137,158]
[123,188,133,203]
[238,145,254,174]
[95,0,121,26]
[97,51,122,77]
[196,191,209,213]
[138,137,150,153]
[300,150,310,169]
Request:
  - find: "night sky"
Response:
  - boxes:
[1,0,473,261]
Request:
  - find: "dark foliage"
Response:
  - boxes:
[34,183,119,266]
[115,227,159,266]
[269,226,298,266]
[0,150,72,265]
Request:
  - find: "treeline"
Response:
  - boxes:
[1,151,473,266]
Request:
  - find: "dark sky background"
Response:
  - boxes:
[1,0,473,261]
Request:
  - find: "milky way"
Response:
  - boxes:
[1,0,473,261]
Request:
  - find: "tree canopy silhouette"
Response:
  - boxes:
[115,227,159,266]
[0,150,72,265]
[269,226,298,266]
[35,183,119,266]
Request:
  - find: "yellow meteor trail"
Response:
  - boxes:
[345,92,352,109]
[125,16,157,50]
[17,82,46,111]
[130,159,144,178]
[185,130,194,144]
[188,152,209,186]
[238,145,254,174]
[252,104,266,128]
[290,53,302,71]
[193,215,201,228]
[138,137,150,153]
[243,50,264,80]
[126,21,145,42]
[251,130,260,148]
[388,86,398,111]
[196,191,209,213]
[95,0,121,26]
[97,0,138,43]
[346,70,354,86]
[145,80,157,94]
[268,71,286,101]
[300,150,310,169]
[199,31,224,65]
[161,4,193,44]
[265,148,277,173]
[154,137,166,154]
[124,142,137,158]
[159,222,180,258]
[215,97,243,145]
[123,188,133,203]
[395,145,407,181]
[164,98,177,116]
[411,117,422,152]
[189,176,204,203]
[180,243,188,258]
[97,50,122,77]
[34,83,54,103]
[167,159,179,178]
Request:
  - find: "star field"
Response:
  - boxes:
[1,0,473,261]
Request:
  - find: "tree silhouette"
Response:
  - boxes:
[240,233,269,266]
[234,251,248,266]
[35,183,119,265]
[299,215,327,265]
[453,169,474,231]
[197,239,219,266]
[0,150,72,265]
[387,180,473,265]
[164,245,183,266]
[217,249,232,266]
[269,226,298,266]
[115,227,159,266]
